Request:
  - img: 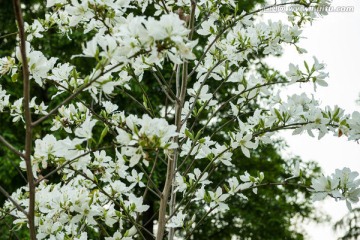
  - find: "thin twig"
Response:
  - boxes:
[0,135,25,158]
[184,205,218,240]
[0,31,18,39]
[140,155,162,199]
[151,70,177,103]
[0,185,28,217]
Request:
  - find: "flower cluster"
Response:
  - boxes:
[116,114,178,167]
[311,168,360,210]
[0,85,9,112]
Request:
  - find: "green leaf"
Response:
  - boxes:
[304,60,310,73]
[185,129,194,140]
[274,109,283,121]
[143,94,148,109]
[11,73,18,82]
[249,176,256,183]
[224,184,230,193]
[194,130,203,141]
[133,124,139,135]
[98,126,109,145]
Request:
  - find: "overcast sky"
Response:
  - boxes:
[261,0,360,239]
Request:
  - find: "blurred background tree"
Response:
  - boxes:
[334,208,360,240]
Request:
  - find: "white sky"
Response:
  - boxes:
[261,0,360,239]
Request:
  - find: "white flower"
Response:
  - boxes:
[310,168,360,210]
[26,19,45,41]
[10,98,23,122]
[175,172,187,193]
[126,169,145,188]
[227,67,245,83]
[167,211,186,228]
[187,81,213,102]
[310,175,339,201]
[177,40,198,60]
[125,194,149,213]
[212,144,233,166]
[193,186,206,202]
[102,101,119,114]
[285,63,303,83]
[25,48,57,86]
[53,137,83,160]
[227,176,241,195]
[30,97,48,115]
[0,57,16,75]
[230,132,257,158]
[116,128,132,145]
[197,15,217,36]
[147,13,189,41]
[66,0,94,27]
[209,187,229,212]
[238,171,263,194]
[74,232,88,240]
[347,111,360,140]
[229,102,239,116]
[33,134,58,169]
[121,146,142,167]
[240,171,252,182]
[93,150,111,166]
[48,63,74,82]
[0,85,10,112]
[110,180,130,198]
[74,117,97,140]
[46,0,66,8]
[188,168,211,186]
[105,230,133,240]
[80,37,99,58]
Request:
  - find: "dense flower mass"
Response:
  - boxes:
[0,0,359,239]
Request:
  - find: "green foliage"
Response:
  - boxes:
[180,142,322,240]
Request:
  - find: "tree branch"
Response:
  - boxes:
[0,185,28,218]
[12,0,36,238]
[0,135,24,158]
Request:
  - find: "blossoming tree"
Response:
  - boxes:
[0,0,360,239]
